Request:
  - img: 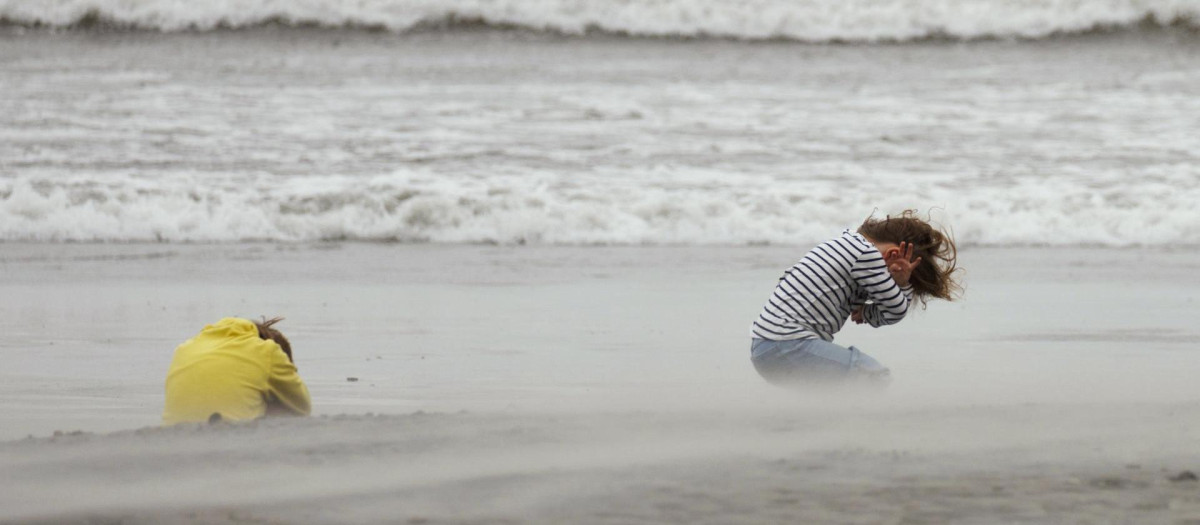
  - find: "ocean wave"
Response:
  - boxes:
[1,0,1198,42]
[2,171,1196,247]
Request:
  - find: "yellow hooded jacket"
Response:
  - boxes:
[163,318,311,425]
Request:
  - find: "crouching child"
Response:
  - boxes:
[163,317,311,425]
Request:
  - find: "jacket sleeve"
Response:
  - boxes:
[850,251,913,328]
[267,349,312,416]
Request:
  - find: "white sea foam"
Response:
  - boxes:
[4,7,1198,247]
[2,169,1197,246]
[1,0,1198,42]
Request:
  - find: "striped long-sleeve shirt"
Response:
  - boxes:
[750,230,913,342]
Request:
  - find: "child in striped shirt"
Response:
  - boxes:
[750,210,960,385]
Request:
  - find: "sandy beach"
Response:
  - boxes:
[3,243,1199,523]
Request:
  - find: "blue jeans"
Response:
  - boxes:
[751,338,890,385]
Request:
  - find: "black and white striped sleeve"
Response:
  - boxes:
[849,250,912,327]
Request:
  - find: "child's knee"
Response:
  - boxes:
[848,346,888,374]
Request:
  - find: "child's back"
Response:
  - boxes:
[751,229,911,342]
[163,317,310,425]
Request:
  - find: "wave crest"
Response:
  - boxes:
[2,0,1199,42]
[3,170,1197,247]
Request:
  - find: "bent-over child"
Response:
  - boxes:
[163,317,311,425]
[749,210,960,385]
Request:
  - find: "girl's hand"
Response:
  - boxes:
[886,241,922,288]
[851,306,865,324]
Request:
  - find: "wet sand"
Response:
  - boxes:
[2,243,1200,523]
[5,404,1200,524]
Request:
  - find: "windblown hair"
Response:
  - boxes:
[255,316,293,363]
[857,210,962,307]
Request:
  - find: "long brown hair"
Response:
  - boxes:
[857,210,962,307]
[255,316,293,363]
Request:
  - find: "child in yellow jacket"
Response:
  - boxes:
[163,317,311,425]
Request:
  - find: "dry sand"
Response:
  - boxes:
[2,243,1200,523]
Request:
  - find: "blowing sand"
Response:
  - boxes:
[2,243,1200,523]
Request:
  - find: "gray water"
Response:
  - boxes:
[2,28,1199,244]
